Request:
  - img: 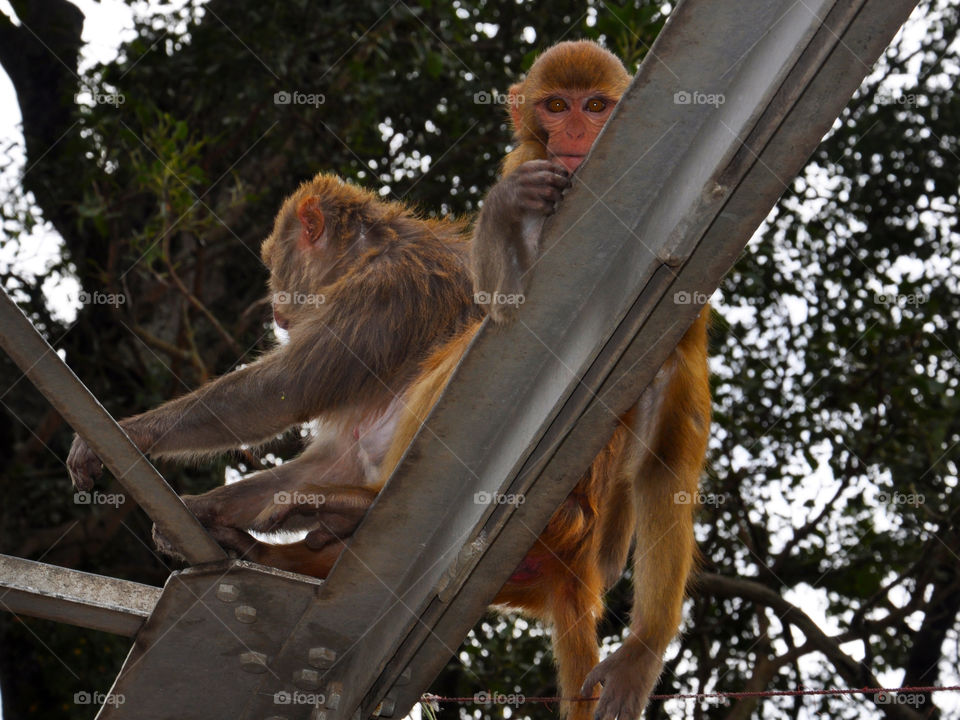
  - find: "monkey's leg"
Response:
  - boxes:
[583,313,710,720]
[593,422,640,590]
[247,482,377,535]
[181,453,373,532]
[153,458,379,560]
[550,557,603,720]
[582,456,696,720]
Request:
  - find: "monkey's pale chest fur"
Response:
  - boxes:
[352,397,404,485]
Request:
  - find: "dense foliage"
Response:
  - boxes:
[0,1,956,719]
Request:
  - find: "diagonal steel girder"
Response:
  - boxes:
[208,1,915,719]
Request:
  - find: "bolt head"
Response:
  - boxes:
[215,583,240,602]
[239,651,269,674]
[235,604,257,623]
[295,668,321,689]
[325,682,344,710]
[308,647,337,668]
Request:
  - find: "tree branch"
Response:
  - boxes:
[696,573,926,720]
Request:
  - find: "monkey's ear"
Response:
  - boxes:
[507,83,524,131]
[296,196,326,246]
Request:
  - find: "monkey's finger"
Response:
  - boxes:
[581,666,606,697]
[75,460,103,491]
[545,160,573,179]
[519,158,569,175]
[536,185,566,205]
[598,689,644,720]
[591,690,617,720]
[520,184,564,207]
[67,440,102,491]
[152,524,186,561]
[520,199,556,214]
[208,526,261,558]
[520,194,562,214]
[521,169,571,189]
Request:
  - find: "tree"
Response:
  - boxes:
[0,1,956,719]
[681,2,960,717]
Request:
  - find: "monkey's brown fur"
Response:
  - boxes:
[68,173,482,573]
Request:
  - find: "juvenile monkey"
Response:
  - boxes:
[420,41,710,720]
[472,40,628,321]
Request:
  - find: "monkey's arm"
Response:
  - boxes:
[66,356,306,490]
[583,312,711,720]
[471,159,569,322]
[68,254,444,490]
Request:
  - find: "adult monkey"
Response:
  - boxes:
[388,40,711,720]
[68,173,483,577]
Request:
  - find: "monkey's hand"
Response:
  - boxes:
[581,638,662,720]
[472,160,570,323]
[151,522,186,561]
[497,159,571,215]
[67,422,153,491]
[153,522,260,562]
[67,434,103,491]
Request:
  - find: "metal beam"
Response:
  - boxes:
[302,1,917,718]
[95,561,325,720]
[0,291,226,564]
[375,1,921,712]
[0,554,160,636]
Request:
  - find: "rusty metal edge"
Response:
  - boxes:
[0,553,160,636]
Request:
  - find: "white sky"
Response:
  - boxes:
[0,0,168,320]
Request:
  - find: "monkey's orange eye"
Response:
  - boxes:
[586,98,607,112]
[546,98,568,113]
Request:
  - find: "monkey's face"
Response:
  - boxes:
[508,40,630,169]
[261,173,382,332]
[535,91,618,173]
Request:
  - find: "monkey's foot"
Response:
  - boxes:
[249,488,373,535]
[206,526,263,560]
[178,493,220,526]
[152,522,262,564]
[303,526,359,550]
[581,638,663,720]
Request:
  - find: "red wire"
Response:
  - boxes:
[422,685,960,705]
